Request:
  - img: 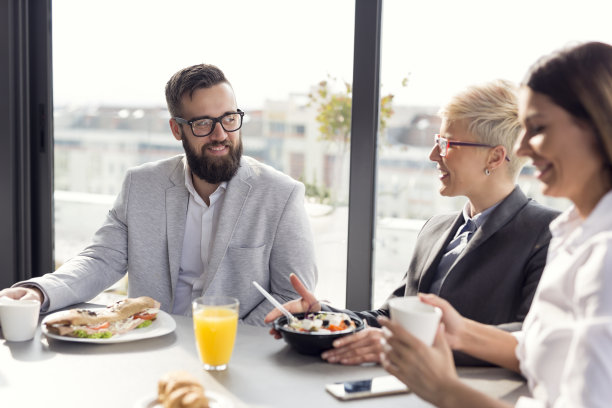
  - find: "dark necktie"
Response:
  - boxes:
[429,218,478,294]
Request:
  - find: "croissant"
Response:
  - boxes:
[158,371,209,408]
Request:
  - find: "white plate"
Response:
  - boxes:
[41,309,176,344]
[135,390,233,408]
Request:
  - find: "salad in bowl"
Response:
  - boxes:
[273,311,365,355]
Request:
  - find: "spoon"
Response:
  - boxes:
[252,281,298,324]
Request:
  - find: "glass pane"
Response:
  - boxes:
[52,0,354,306]
[375,0,612,307]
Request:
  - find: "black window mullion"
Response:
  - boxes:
[345,0,382,310]
[0,0,53,288]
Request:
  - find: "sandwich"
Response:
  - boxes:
[158,371,209,408]
[44,296,161,339]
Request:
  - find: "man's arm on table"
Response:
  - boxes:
[9,172,133,313]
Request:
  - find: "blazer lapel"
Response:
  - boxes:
[417,215,463,291]
[166,159,189,303]
[201,160,253,294]
[450,186,528,269]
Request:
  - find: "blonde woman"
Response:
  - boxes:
[266,80,559,366]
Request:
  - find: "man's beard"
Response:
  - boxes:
[181,130,242,184]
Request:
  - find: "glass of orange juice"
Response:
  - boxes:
[192,296,239,371]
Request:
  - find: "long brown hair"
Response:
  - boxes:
[522,42,612,177]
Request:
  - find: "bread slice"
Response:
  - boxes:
[45,296,160,327]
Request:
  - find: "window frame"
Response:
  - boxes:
[0,0,54,288]
[0,0,381,309]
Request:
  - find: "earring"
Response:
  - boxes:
[484,168,491,176]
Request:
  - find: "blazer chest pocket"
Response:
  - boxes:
[225,244,268,279]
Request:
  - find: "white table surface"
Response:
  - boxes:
[0,306,529,407]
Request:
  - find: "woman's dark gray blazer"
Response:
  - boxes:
[344,186,560,365]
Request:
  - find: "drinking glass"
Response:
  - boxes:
[192,296,239,371]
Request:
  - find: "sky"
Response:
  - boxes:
[52,0,612,110]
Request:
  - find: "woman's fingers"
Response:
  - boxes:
[379,317,422,349]
[417,292,446,308]
[321,328,384,364]
[379,316,459,405]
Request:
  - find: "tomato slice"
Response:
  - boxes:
[328,322,348,332]
[133,312,157,321]
[89,322,110,330]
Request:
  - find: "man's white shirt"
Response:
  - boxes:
[173,165,227,315]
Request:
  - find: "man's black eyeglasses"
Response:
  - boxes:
[173,109,245,137]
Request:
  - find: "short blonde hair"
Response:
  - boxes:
[438,79,528,179]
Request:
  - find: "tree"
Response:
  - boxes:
[307,75,405,206]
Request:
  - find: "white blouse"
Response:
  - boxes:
[514,191,612,408]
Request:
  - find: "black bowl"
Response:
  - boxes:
[273,312,365,356]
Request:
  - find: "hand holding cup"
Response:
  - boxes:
[0,297,41,342]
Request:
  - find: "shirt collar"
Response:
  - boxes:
[461,200,500,229]
[183,161,227,207]
[550,190,612,242]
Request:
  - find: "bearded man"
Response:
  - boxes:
[1,64,317,325]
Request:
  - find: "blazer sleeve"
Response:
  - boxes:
[454,209,555,366]
[241,181,318,325]
[512,219,553,323]
[16,171,133,313]
[329,217,441,327]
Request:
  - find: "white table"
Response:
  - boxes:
[1,308,528,407]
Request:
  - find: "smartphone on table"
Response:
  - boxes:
[325,375,410,400]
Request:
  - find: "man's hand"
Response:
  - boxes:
[0,287,43,304]
[264,274,320,338]
[320,327,383,365]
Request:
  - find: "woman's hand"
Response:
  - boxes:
[417,293,466,350]
[264,274,320,339]
[378,316,460,406]
[321,327,383,364]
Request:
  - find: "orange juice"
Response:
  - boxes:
[193,307,238,367]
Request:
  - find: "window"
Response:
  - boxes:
[374,0,612,307]
[292,124,306,137]
[47,0,612,310]
[289,152,305,180]
[52,0,355,306]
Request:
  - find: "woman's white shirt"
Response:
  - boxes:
[514,191,612,408]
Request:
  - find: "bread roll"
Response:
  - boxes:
[158,371,209,408]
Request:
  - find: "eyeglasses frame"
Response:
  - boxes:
[173,109,245,137]
[434,134,510,162]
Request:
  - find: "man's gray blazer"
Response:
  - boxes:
[23,155,318,325]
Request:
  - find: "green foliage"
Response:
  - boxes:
[300,175,331,205]
[304,75,408,205]
[307,75,405,147]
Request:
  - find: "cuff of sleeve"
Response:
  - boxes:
[11,282,51,313]
[512,329,525,344]
[515,396,545,408]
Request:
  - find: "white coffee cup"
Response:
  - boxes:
[388,296,442,346]
[0,297,41,342]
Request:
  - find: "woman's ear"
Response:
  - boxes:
[487,145,507,170]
